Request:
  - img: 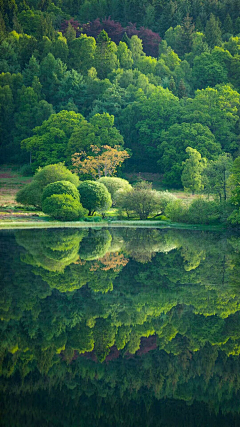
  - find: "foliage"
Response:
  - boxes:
[16,163,79,208]
[78,180,112,215]
[72,145,130,179]
[79,229,112,260]
[67,113,125,158]
[158,123,221,188]
[165,199,188,223]
[228,157,240,224]
[42,194,85,221]
[1,0,240,201]
[97,176,132,202]
[181,147,207,194]
[21,110,85,169]
[16,180,42,208]
[116,181,163,219]
[203,154,233,201]
[187,198,221,224]
[42,180,79,203]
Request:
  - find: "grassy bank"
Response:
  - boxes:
[0,219,226,231]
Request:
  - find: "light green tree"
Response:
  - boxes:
[181,147,206,194]
[78,180,112,216]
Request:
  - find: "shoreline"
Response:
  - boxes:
[0,220,226,231]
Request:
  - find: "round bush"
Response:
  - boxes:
[42,194,86,221]
[78,180,112,215]
[98,177,132,200]
[42,180,79,204]
[34,163,80,188]
[16,163,80,208]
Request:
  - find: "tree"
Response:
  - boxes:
[94,30,118,79]
[187,199,221,224]
[205,14,222,48]
[158,123,221,188]
[181,85,240,153]
[13,86,54,163]
[68,113,125,158]
[228,157,240,223]
[16,163,79,208]
[181,147,206,194]
[39,53,67,103]
[79,229,112,260]
[78,180,112,215]
[117,41,133,69]
[203,154,233,201]
[21,110,85,169]
[120,87,179,171]
[98,177,132,202]
[22,55,40,86]
[192,52,228,89]
[72,145,130,180]
[69,34,96,74]
[54,69,86,112]
[116,181,163,220]
[129,35,144,62]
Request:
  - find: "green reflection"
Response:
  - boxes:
[1,228,240,424]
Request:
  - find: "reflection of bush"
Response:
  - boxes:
[119,229,177,263]
[15,229,86,272]
[79,229,112,261]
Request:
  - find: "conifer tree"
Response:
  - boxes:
[205,14,222,48]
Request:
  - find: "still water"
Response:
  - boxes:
[1,227,240,426]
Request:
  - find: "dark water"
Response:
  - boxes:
[1,227,240,426]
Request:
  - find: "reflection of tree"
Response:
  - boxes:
[79,229,112,260]
[118,228,177,263]
[2,345,240,426]
[2,227,240,409]
[15,229,86,272]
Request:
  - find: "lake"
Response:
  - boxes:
[1,227,240,426]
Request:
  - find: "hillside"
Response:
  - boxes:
[0,0,240,189]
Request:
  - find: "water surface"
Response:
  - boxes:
[1,227,240,426]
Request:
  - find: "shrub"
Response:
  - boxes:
[115,181,163,219]
[157,191,177,214]
[16,163,79,208]
[34,163,79,188]
[165,198,221,224]
[19,164,33,176]
[98,177,132,203]
[78,180,112,215]
[188,198,220,224]
[42,194,86,221]
[165,199,188,223]
[16,181,42,208]
[42,180,80,203]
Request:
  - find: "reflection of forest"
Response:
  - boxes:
[1,227,240,423]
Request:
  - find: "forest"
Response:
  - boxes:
[1,0,240,191]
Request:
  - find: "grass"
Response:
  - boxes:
[0,165,32,206]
